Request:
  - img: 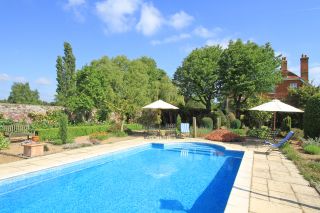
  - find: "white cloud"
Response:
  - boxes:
[168,11,193,30]
[193,26,222,38]
[96,0,141,33]
[136,3,163,36]
[64,0,87,22]
[0,73,10,81]
[206,38,231,49]
[35,77,51,86]
[14,76,27,83]
[151,33,191,45]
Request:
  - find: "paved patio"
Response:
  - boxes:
[0,137,319,212]
[249,150,320,213]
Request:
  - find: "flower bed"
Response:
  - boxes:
[205,129,243,142]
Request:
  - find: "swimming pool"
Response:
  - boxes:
[0,142,243,213]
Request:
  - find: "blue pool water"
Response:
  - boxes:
[0,143,243,213]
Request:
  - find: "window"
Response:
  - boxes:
[289,83,298,89]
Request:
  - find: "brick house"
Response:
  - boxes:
[268,54,309,99]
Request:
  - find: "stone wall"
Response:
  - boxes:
[0,103,63,123]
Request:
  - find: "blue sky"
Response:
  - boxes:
[0,0,320,102]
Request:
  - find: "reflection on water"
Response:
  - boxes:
[144,164,177,179]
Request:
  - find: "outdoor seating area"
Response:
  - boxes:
[3,124,34,141]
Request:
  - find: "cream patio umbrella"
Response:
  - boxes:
[142,100,179,110]
[249,99,304,130]
[142,100,179,129]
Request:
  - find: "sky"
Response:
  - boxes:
[0,0,320,102]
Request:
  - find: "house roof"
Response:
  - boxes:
[283,70,306,83]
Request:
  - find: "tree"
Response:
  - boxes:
[219,39,281,118]
[55,42,76,105]
[56,56,65,104]
[8,82,41,104]
[304,94,320,138]
[173,45,223,112]
[67,56,118,122]
[287,84,320,109]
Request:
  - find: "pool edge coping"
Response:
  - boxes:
[0,138,252,212]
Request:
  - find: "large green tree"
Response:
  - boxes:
[56,42,76,105]
[173,45,223,112]
[287,84,320,109]
[219,39,281,118]
[64,54,183,124]
[8,82,41,104]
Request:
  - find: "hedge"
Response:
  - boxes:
[304,94,320,138]
[201,117,213,130]
[37,124,109,141]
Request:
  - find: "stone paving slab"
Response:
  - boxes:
[249,150,320,213]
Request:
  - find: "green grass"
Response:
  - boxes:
[281,143,320,189]
[125,123,144,131]
[303,144,320,155]
[193,127,212,137]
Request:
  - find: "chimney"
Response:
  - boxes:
[281,57,288,77]
[300,54,309,82]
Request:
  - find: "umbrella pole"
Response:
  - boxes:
[273,112,276,130]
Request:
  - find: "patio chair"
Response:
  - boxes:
[180,123,190,138]
[264,131,294,152]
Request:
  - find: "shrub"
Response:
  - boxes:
[247,126,269,139]
[230,119,241,129]
[227,112,236,122]
[303,144,320,155]
[0,134,10,150]
[29,111,63,129]
[230,128,247,136]
[291,128,304,141]
[281,116,292,132]
[108,122,122,133]
[205,129,243,142]
[37,124,109,141]
[303,137,320,145]
[304,94,320,138]
[201,117,213,130]
[59,114,68,144]
[176,114,182,131]
[215,110,229,128]
[0,118,14,132]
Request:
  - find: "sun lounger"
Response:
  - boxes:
[264,131,294,152]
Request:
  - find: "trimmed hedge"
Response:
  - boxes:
[201,117,213,130]
[304,94,320,138]
[281,116,292,132]
[37,124,109,141]
[230,119,241,129]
